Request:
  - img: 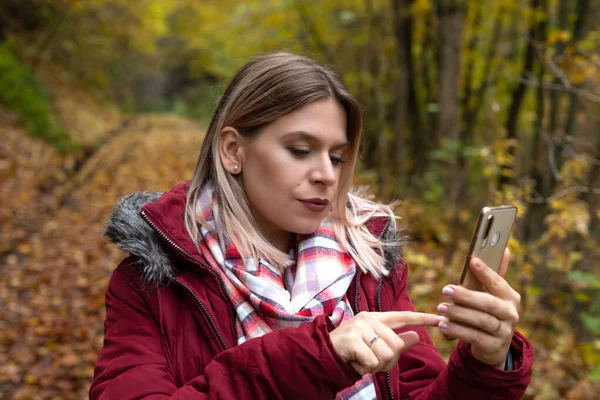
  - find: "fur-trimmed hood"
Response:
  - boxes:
[105,191,173,284]
[105,183,405,284]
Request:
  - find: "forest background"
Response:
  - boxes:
[0,0,599,398]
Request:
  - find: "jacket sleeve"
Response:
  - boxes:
[90,260,362,400]
[389,264,533,400]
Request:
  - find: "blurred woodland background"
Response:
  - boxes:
[0,0,599,398]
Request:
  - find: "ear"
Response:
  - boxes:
[219,126,243,174]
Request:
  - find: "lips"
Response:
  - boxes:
[299,198,329,212]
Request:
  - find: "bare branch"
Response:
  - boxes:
[509,76,600,103]
[527,186,600,204]
[546,132,562,181]
[542,48,573,90]
[522,37,600,103]
[547,186,600,202]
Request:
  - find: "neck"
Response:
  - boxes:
[266,231,295,254]
[249,210,295,254]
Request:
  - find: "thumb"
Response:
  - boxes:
[497,248,511,278]
[398,331,420,351]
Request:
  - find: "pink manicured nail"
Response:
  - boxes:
[437,304,448,314]
[442,286,454,297]
[439,321,449,330]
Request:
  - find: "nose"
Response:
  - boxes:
[309,154,337,187]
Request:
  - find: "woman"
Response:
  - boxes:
[90,52,532,399]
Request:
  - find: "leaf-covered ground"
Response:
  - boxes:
[1,92,598,399]
[1,99,203,397]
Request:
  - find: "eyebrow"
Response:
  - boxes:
[282,130,350,150]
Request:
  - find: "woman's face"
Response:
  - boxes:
[239,98,349,251]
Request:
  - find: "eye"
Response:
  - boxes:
[330,155,345,166]
[290,148,310,158]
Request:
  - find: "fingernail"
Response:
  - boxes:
[437,304,448,314]
[472,259,483,269]
[442,286,454,297]
[439,321,449,330]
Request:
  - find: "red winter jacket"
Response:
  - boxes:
[90,182,533,399]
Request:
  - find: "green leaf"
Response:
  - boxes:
[569,270,600,288]
[569,252,584,265]
[426,102,440,113]
[339,9,357,25]
[589,364,600,381]
[581,313,600,335]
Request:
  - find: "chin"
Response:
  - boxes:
[287,219,324,235]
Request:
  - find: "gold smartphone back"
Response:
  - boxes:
[459,205,517,291]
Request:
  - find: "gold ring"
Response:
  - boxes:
[491,319,502,335]
[369,335,380,347]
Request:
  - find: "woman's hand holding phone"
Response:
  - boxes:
[436,248,521,369]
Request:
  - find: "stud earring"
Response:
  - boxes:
[233,165,239,171]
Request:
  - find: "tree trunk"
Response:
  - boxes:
[436,0,465,264]
[522,0,549,243]
[571,0,595,233]
[559,0,590,167]
[437,0,465,210]
[582,133,600,235]
[407,64,425,182]
[546,0,571,194]
[459,2,482,136]
[499,0,541,189]
[360,3,376,170]
[462,4,503,144]
[376,71,389,200]
[392,0,425,186]
[367,2,390,199]
[437,0,465,150]
[421,11,438,147]
[391,0,411,182]
[393,76,408,182]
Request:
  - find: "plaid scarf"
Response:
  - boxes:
[196,183,377,399]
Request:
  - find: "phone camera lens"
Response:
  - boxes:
[490,231,501,246]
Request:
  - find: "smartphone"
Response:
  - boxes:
[459,205,518,291]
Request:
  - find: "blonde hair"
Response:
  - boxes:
[185,52,400,278]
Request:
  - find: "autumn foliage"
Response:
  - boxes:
[1,0,599,399]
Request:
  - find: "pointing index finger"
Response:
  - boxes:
[374,311,443,330]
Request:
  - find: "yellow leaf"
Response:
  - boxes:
[580,343,600,365]
[575,292,590,302]
[18,243,32,255]
[548,29,571,45]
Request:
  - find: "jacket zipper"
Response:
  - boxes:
[173,279,228,351]
[380,216,394,398]
[379,218,391,246]
[353,271,361,315]
[378,217,394,399]
[377,280,395,400]
[351,218,394,398]
[140,210,234,351]
[353,217,392,314]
